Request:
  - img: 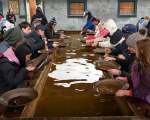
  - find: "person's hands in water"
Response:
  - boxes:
[105,48,111,54]
[84,37,88,39]
[52,43,59,47]
[104,57,116,61]
[92,42,98,47]
[86,39,94,44]
[115,90,129,97]
[108,69,119,75]
[118,54,125,59]
[26,64,36,71]
[116,77,126,81]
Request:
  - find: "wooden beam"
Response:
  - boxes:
[29,0,36,20]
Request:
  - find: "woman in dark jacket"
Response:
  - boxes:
[0,43,36,96]
[104,29,146,77]
[31,7,48,26]
[6,8,16,24]
[44,17,65,39]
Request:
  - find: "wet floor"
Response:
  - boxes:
[34,34,122,117]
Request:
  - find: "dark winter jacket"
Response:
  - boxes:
[31,13,48,26]
[6,14,16,23]
[44,24,60,39]
[128,63,150,104]
[83,14,95,31]
[115,53,135,75]
[110,40,131,58]
[19,31,45,51]
[31,25,35,32]
[30,31,54,49]
[0,47,29,96]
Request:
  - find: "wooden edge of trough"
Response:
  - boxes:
[20,49,57,118]
[0,116,147,120]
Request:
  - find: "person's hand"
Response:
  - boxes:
[105,48,112,54]
[115,90,129,97]
[84,37,88,39]
[60,35,65,39]
[104,57,116,61]
[86,40,94,44]
[52,43,59,48]
[61,34,65,37]
[92,42,98,47]
[118,54,125,59]
[26,65,36,71]
[11,18,14,22]
[108,69,119,75]
[116,77,126,81]
[44,40,47,45]
[89,30,94,33]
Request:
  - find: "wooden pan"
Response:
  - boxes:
[94,59,121,71]
[82,43,92,47]
[79,38,88,43]
[57,43,69,47]
[38,49,55,54]
[64,36,71,39]
[93,48,106,54]
[93,79,129,95]
[48,39,61,42]
[0,88,38,107]
[31,53,47,68]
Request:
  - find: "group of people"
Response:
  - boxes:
[0,7,65,96]
[0,7,150,106]
[83,11,150,105]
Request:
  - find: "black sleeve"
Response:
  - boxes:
[6,15,10,21]
[45,29,60,39]
[31,40,45,51]
[1,62,29,87]
[115,54,135,68]
[31,15,36,25]
[42,15,48,26]
[14,15,16,22]
[121,71,132,84]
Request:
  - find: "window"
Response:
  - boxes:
[67,0,87,18]
[118,0,137,17]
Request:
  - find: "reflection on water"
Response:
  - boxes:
[34,34,122,117]
[48,58,102,87]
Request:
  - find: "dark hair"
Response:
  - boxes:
[91,17,97,22]
[6,8,14,16]
[48,23,54,32]
[87,11,92,19]
[36,7,42,13]
[19,21,31,29]
[15,43,33,67]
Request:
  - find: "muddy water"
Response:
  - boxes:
[34,34,122,117]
